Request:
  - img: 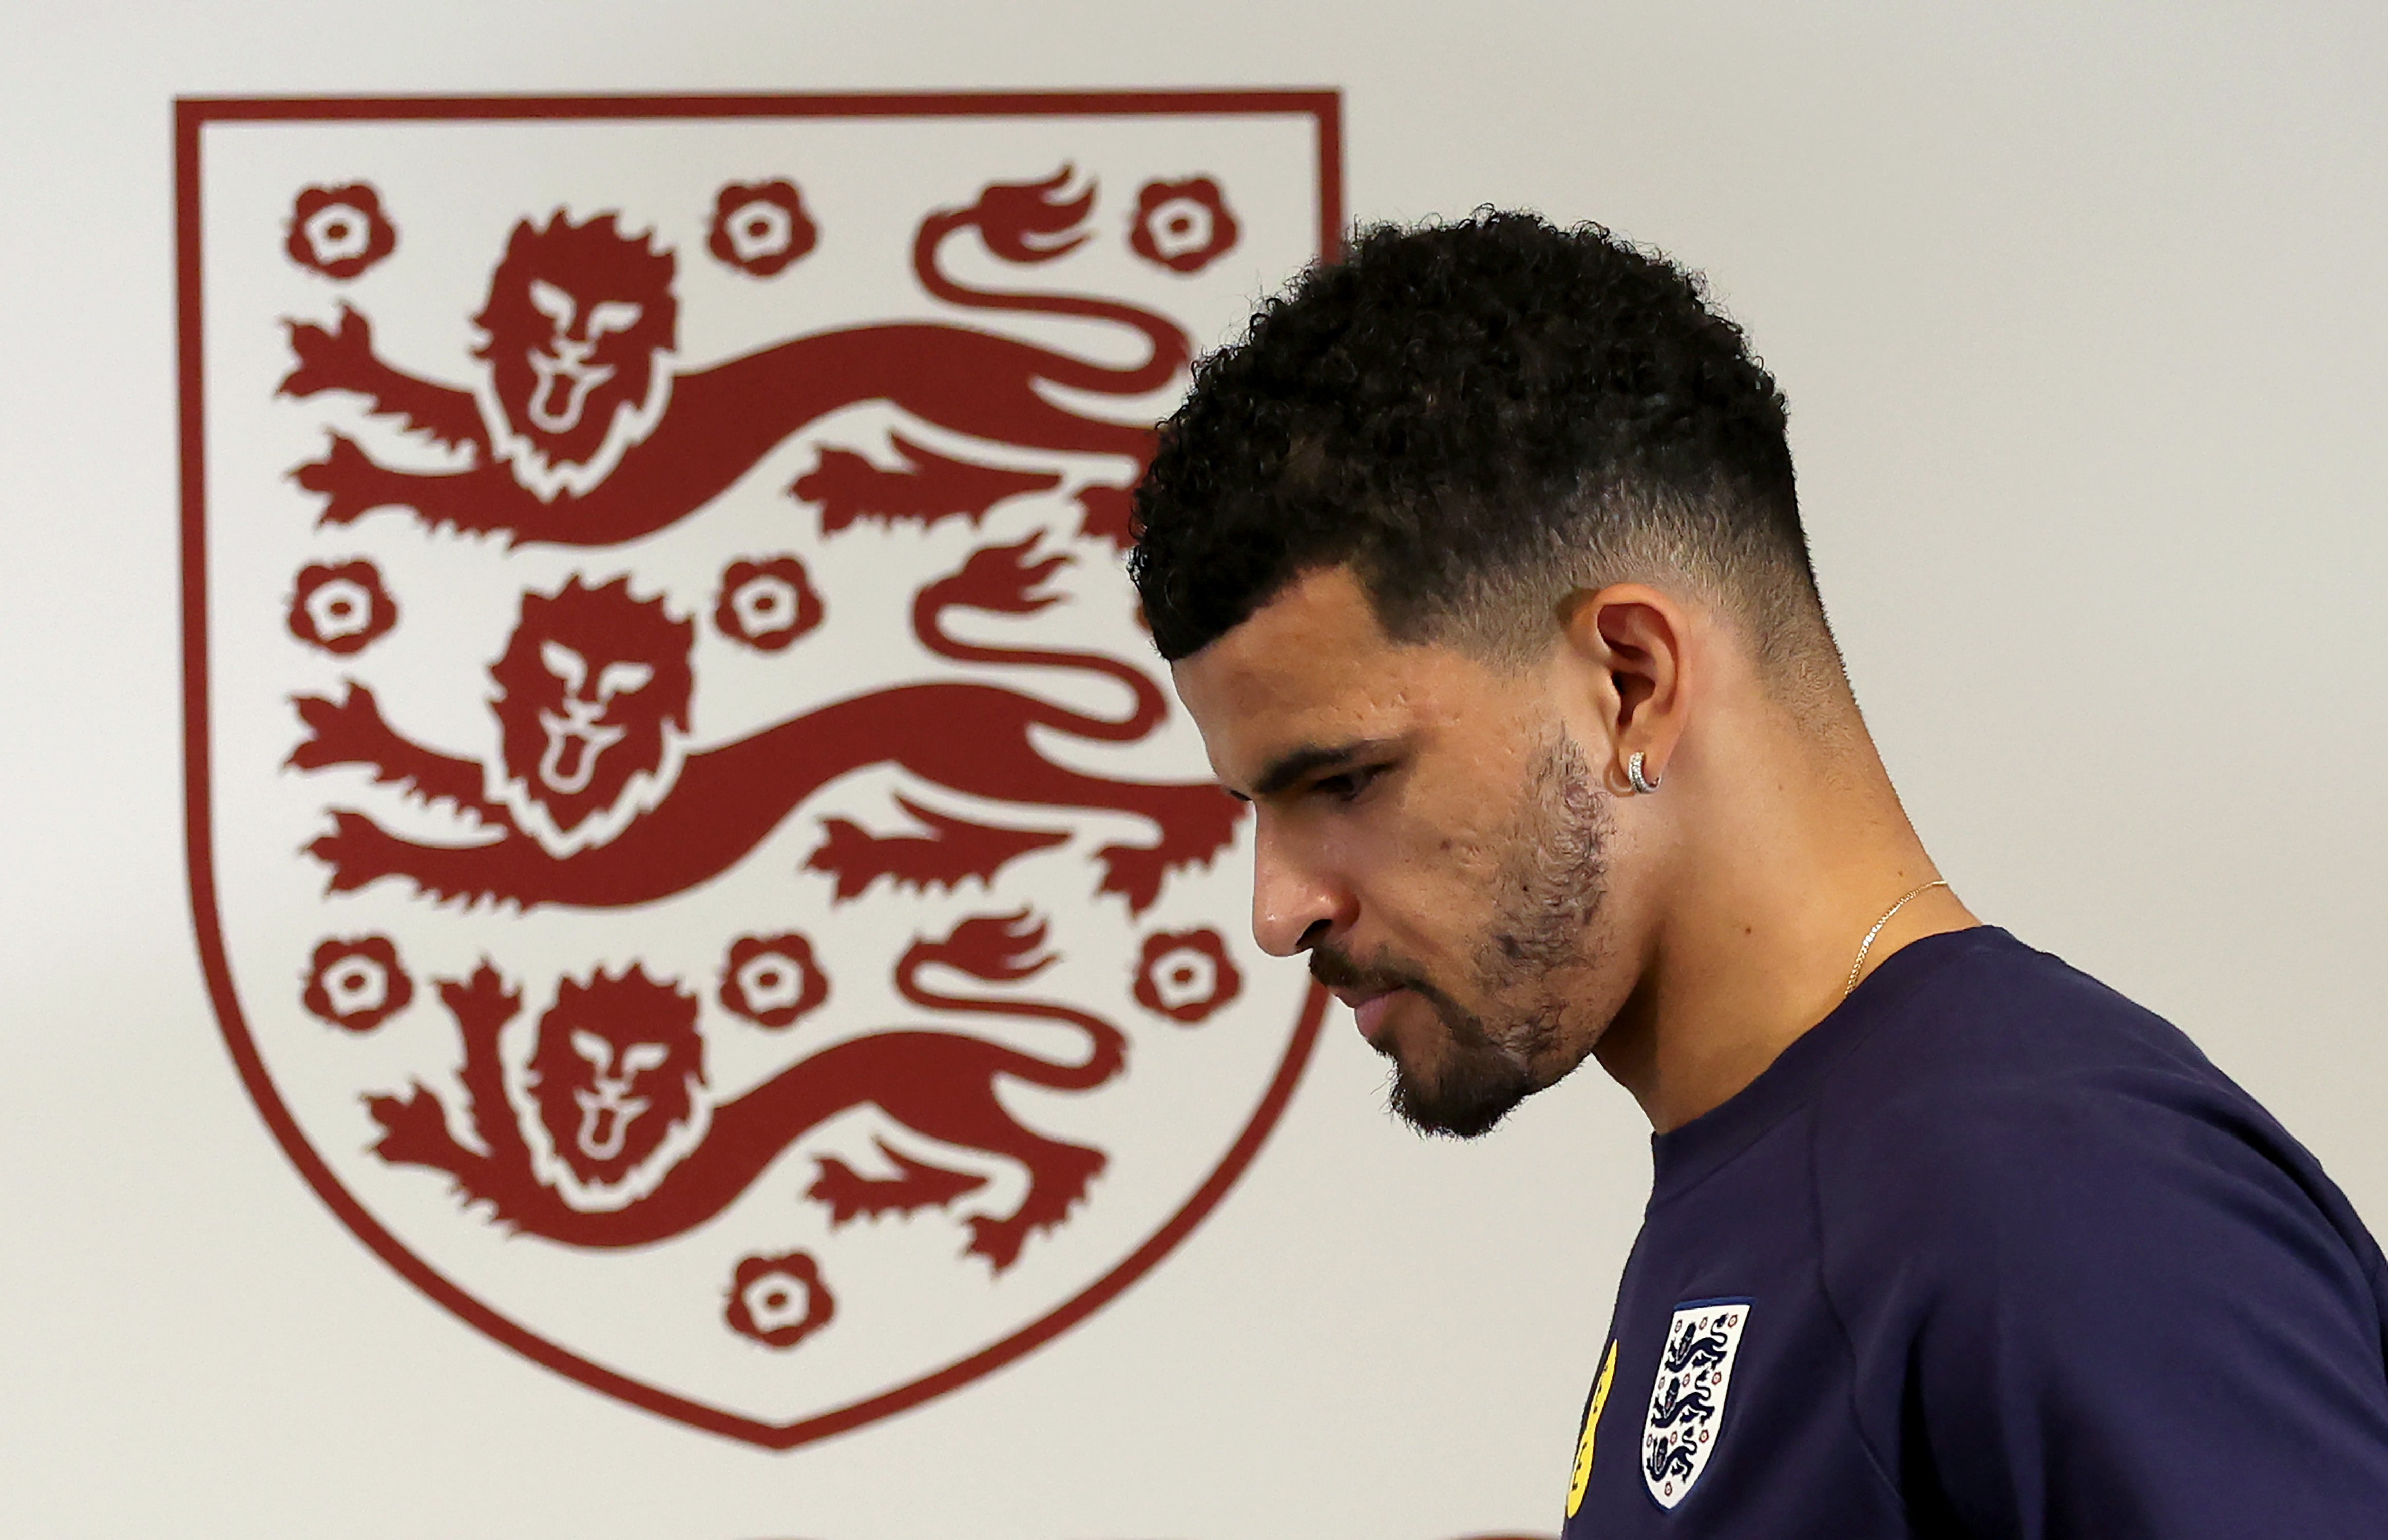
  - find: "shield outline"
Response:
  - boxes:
[174,87,1343,1449]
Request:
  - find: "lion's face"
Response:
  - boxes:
[473,211,678,500]
[523,968,707,1206]
[488,576,693,858]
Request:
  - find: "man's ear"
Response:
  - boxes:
[1556,583,1690,794]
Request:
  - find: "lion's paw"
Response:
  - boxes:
[308,809,406,893]
[1150,782,1247,863]
[1074,484,1135,548]
[1096,841,1196,916]
[293,433,399,526]
[438,964,521,1044]
[963,1212,1033,1273]
[1016,1142,1105,1228]
[279,306,375,400]
[1096,787,1246,912]
[365,1083,461,1170]
[288,684,391,772]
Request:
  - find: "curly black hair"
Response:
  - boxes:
[1129,210,1831,676]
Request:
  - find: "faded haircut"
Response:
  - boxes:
[1128,210,1844,697]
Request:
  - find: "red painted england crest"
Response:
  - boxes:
[178,91,1342,1447]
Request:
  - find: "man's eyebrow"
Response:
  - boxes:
[1249,738,1396,799]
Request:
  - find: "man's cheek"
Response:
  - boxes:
[1391,793,1510,878]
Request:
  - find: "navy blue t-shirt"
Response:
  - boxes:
[1560,926,2388,1536]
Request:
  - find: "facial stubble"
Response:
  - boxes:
[1313,734,1612,1138]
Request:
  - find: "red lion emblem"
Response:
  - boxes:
[279,167,1184,549]
[196,97,1337,1448]
[368,911,1120,1270]
[289,538,1238,911]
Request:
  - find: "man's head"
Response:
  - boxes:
[1135,212,1849,1136]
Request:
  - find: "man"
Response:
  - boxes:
[1128,213,2388,1534]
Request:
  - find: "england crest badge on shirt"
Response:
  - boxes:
[1642,1298,1751,1507]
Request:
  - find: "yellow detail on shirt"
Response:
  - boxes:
[1566,1338,1620,1519]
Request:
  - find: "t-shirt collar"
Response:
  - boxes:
[1646,925,2008,1206]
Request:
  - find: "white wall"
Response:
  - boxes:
[3,4,2382,1537]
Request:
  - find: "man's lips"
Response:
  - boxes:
[1337,987,1403,1046]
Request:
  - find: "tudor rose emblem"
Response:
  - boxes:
[179,93,1340,1447]
[1642,1299,1751,1507]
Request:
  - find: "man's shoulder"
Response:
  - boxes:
[1797,930,2388,1532]
[1818,926,2253,1167]
[1808,926,2382,1300]
[1848,924,2213,1077]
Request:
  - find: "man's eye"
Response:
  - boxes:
[1314,766,1385,803]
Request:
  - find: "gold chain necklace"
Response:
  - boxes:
[1843,879,1950,998]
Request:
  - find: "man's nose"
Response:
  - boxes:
[1250,821,1347,958]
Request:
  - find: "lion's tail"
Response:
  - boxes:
[897,910,1128,1092]
[914,536,1168,742]
[912,182,1192,398]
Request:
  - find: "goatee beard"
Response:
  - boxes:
[1386,1011,1542,1139]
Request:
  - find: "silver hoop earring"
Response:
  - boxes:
[1627,752,1661,796]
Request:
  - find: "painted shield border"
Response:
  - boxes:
[174,88,1343,1450]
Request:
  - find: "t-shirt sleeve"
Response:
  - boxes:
[1822,1065,2388,1537]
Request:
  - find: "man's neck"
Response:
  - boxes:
[1591,711,1979,1133]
